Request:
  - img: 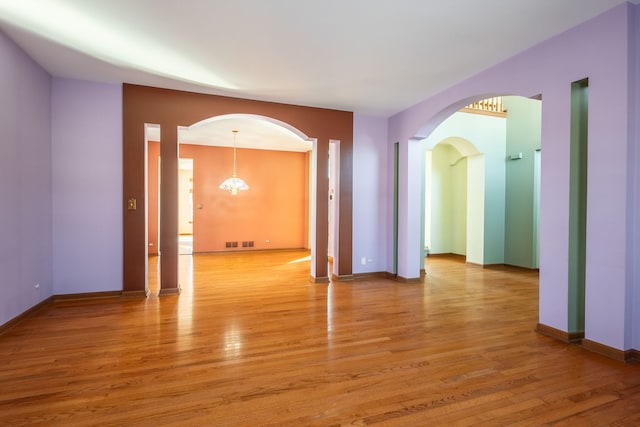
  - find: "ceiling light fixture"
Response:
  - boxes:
[219,130,249,195]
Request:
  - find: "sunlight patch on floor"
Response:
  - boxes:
[288,255,311,264]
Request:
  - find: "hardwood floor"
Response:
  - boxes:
[1,251,639,426]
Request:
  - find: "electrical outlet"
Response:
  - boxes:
[361,257,366,265]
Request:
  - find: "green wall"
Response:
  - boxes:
[504,97,542,268]
[568,81,588,333]
[430,144,455,254]
[451,156,467,255]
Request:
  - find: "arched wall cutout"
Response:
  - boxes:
[413,93,516,141]
[428,136,481,158]
[189,113,312,142]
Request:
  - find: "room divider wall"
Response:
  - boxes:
[122,84,353,295]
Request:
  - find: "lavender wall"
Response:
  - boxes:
[52,78,122,294]
[353,114,389,274]
[389,4,637,350]
[0,31,53,326]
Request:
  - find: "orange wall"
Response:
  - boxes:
[148,141,309,253]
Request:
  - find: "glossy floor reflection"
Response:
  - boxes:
[1,251,639,426]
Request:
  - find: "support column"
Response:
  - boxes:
[396,137,423,282]
[159,124,180,294]
[310,138,329,282]
[337,137,353,279]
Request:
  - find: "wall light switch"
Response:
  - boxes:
[127,198,137,210]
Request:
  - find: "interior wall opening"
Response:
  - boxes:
[421,95,542,272]
[328,140,340,280]
[568,78,588,335]
[178,158,193,255]
[146,115,315,293]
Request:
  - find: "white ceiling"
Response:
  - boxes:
[0,0,631,149]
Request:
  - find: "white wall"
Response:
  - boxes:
[352,114,388,274]
[52,78,123,294]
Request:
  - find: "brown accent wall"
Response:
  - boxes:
[124,84,352,293]
[148,141,310,253]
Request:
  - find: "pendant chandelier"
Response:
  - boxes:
[219,129,249,195]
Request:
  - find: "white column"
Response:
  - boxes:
[397,137,423,280]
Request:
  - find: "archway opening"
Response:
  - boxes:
[424,137,484,265]
[417,95,541,273]
[146,114,317,293]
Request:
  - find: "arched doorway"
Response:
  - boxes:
[146,114,317,290]
[404,95,541,274]
[424,137,485,265]
[182,114,314,255]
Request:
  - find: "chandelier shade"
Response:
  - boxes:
[219,129,249,195]
[219,176,249,195]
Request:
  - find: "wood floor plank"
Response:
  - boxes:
[1,251,639,426]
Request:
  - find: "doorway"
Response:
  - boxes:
[178,158,193,255]
[421,95,541,269]
[424,137,485,264]
[146,119,316,288]
[328,140,340,279]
